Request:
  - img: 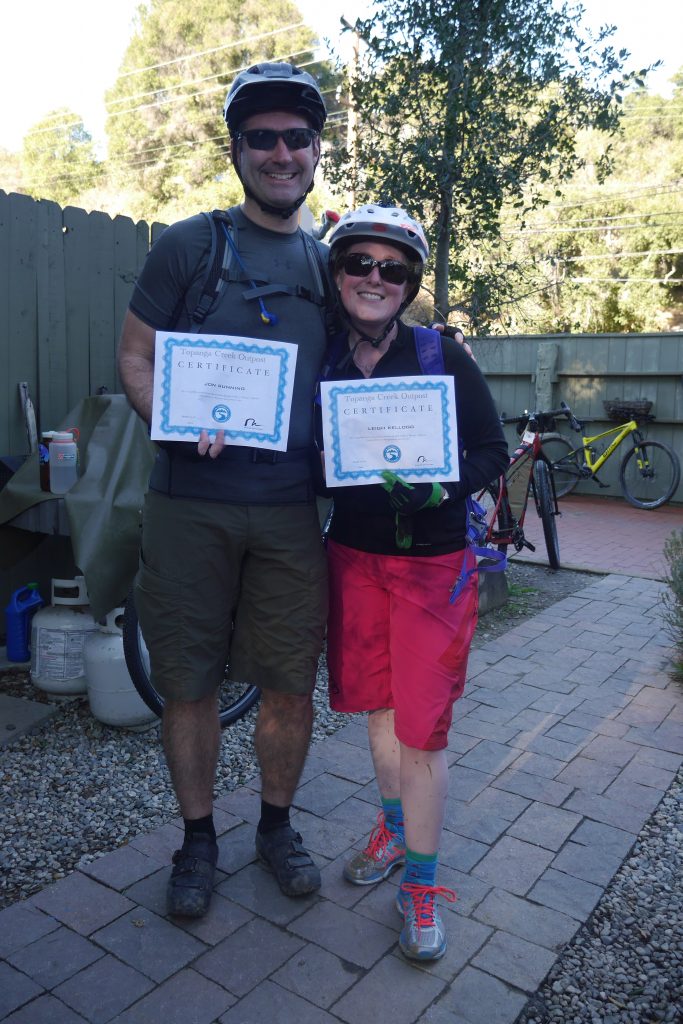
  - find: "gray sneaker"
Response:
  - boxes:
[344,814,406,885]
[396,882,457,960]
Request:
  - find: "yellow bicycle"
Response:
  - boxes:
[540,400,680,510]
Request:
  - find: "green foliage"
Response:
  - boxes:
[509,80,683,334]
[20,110,103,207]
[325,0,648,331]
[104,0,337,222]
[662,529,683,680]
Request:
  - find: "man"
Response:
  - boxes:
[117,62,331,916]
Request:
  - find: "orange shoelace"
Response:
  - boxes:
[401,883,457,929]
[363,813,399,861]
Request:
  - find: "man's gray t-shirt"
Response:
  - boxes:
[130,207,330,504]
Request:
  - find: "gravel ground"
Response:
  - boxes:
[1,560,681,1023]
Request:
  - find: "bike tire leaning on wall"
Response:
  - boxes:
[539,433,581,498]
[619,440,681,511]
[121,592,261,727]
[532,461,561,570]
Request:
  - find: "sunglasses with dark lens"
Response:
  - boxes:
[236,128,318,151]
[340,252,412,286]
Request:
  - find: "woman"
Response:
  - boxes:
[320,205,508,961]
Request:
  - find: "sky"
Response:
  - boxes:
[1,0,681,155]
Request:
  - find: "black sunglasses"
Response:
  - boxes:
[235,128,318,151]
[340,251,412,286]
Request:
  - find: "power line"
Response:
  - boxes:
[569,276,683,283]
[25,49,321,141]
[32,23,311,131]
[557,249,683,263]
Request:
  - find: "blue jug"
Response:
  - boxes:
[5,584,44,662]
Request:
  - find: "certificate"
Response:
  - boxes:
[151,332,298,450]
[320,375,460,487]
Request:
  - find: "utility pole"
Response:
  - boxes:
[340,16,360,208]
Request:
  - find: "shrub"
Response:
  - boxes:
[662,529,683,679]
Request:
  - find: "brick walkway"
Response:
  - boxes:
[1,503,682,1023]
[511,493,682,579]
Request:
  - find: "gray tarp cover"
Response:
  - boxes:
[0,395,155,620]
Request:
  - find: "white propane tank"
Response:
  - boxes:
[30,577,99,694]
[84,609,157,730]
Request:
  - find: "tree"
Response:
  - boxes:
[20,110,103,207]
[512,73,683,333]
[105,0,338,224]
[0,148,22,195]
[327,0,647,331]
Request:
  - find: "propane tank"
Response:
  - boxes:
[30,577,99,694]
[84,609,157,729]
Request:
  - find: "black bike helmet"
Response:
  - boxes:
[224,62,327,134]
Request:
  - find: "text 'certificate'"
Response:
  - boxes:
[151,332,298,450]
[320,375,460,487]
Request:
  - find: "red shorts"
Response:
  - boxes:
[326,541,478,751]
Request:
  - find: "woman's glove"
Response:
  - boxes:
[380,471,445,513]
[380,471,448,550]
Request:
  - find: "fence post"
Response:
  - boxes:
[535,341,559,411]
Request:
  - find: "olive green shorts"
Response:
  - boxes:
[134,491,328,701]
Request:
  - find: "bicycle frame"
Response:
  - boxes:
[562,419,639,476]
[484,426,553,548]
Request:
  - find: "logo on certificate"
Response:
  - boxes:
[212,404,231,423]
[383,445,401,463]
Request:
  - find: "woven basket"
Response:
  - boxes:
[603,398,653,422]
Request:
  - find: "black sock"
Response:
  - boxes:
[183,814,216,844]
[257,800,290,834]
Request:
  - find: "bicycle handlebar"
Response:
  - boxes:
[499,401,584,433]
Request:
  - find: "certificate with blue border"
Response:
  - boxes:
[151,332,297,450]
[320,375,459,487]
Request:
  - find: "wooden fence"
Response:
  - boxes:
[1,188,682,501]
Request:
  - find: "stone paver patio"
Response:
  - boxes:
[2,569,681,1023]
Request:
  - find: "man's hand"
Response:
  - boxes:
[380,471,445,514]
[430,323,476,362]
[198,430,225,458]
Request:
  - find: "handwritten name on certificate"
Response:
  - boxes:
[151,332,298,451]
[320,375,460,487]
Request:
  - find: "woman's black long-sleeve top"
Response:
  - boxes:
[321,322,509,556]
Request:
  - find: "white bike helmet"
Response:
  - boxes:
[330,205,428,259]
[329,205,430,346]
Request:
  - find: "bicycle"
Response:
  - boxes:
[121,592,260,728]
[539,399,680,510]
[477,408,564,570]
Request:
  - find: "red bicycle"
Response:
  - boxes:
[477,409,564,570]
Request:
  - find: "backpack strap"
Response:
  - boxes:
[449,495,507,603]
[410,328,507,600]
[413,325,445,375]
[301,230,339,335]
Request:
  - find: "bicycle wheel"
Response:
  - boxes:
[121,593,260,726]
[532,461,561,569]
[539,433,581,498]
[619,440,681,510]
[477,480,514,556]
